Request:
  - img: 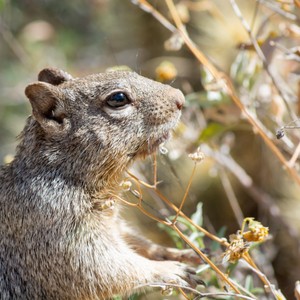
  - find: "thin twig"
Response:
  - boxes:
[201,144,299,289]
[153,187,228,246]
[126,160,282,297]
[227,277,258,299]
[132,0,300,186]
[171,224,241,294]
[241,257,284,299]
[288,141,300,167]
[259,0,297,20]
[135,282,257,299]
[125,172,242,294]
[172,162,197,224]
[201,143,299,238]
[164,0,220,79]
[131,0,177,32]
[130,2,295,297]
[219,168,244,226]
[229,0,296,119]
[0,19,30,66]
[178,287,190,300]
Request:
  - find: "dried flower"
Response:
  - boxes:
[155,61,178,82]
[120,180,132,191]
[222,232,250,263]
[164,32,184,51]
[223,218,269,264]
[242,218,269,242]
[188,149,205,163]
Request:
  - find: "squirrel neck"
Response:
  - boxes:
[12,118,130,195]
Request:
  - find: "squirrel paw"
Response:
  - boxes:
[152,260,205,288]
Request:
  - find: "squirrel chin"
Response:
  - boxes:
[135,131,171,158]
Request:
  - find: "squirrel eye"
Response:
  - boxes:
[106,92,130,108]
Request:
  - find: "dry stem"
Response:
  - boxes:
[125,169,241,294]
[229,0,296,119]
[126,153,280,297]
[130,1,294,297]
[132,0,300,186]
[172,162,197,224]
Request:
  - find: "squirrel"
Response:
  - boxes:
[0,68,203,299]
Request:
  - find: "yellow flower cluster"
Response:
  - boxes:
[223,218,269,263]
[223,233,249,263]
[243,218,269,242]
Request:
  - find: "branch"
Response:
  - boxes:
[131,0,300,186]
[229,0,296,119]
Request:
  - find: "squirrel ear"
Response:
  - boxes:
[25,82,70,135]
[38,68,73,85]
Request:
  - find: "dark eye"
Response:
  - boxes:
[106,92,130,108]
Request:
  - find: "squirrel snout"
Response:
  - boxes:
[170,88,185,110]
[176,98,184,110]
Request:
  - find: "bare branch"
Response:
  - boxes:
[229,0,297,119]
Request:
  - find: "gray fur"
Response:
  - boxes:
[0,68,202,299]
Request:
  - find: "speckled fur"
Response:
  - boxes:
[0,68,201,299]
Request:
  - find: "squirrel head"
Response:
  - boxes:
[24,68,185,189]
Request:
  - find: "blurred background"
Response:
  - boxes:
[0,0,300,299]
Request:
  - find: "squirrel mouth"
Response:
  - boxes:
[150,131,170,150]
[133,131,171,158]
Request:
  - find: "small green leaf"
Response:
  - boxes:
[245,274,254,291]
[251,287,265,295]
[198,122,227,142]
[185,91,230,108]
[191,202,203,226]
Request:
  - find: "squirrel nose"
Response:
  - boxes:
[176,97,184,110]
[169,87,185,110]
